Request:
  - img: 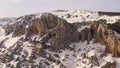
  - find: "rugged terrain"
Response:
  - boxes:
[0,10,120,68]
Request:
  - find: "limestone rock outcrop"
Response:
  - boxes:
[78,21,120,57]
[5,13,79,51]
[90,22,120,57]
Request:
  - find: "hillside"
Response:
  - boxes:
[0,10,120,68]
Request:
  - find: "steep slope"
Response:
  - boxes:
[90,22,120,57]
[0,11,120,68]
[0,13,80,68]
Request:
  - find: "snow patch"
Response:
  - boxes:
[77,26,90,32]
[4,36,21,49]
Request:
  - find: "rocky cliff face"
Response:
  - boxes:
[90,22,120,57]
[79,21,120,57]
[4,13,79,51]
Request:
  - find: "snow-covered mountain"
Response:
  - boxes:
[0,10,120,68]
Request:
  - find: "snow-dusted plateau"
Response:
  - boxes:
[0,10,120,68]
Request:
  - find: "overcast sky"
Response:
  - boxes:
[0,0,120,17]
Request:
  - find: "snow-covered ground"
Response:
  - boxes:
[51,10,120,23]
[23,40,118,68]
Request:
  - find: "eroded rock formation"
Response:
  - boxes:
[77,21,120,57]
[4,13,79,51]
[3,13,120,57]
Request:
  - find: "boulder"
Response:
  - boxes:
[89,55,99,66]
[101,62,116,68]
